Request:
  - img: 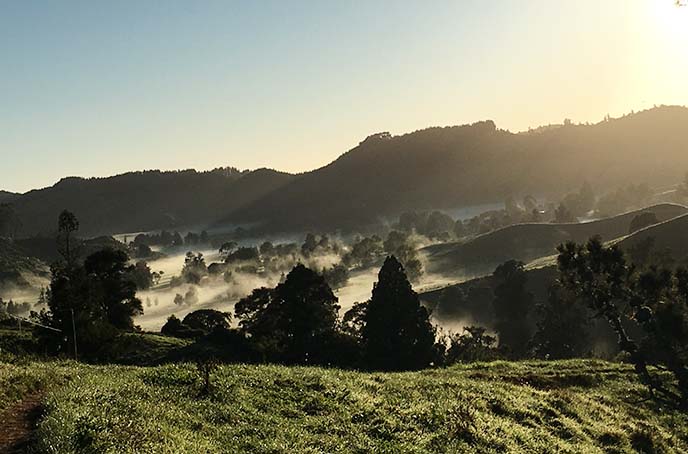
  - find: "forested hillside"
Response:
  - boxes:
[3,106,688,237]
[6,168,293,237]
[229,106,688,232]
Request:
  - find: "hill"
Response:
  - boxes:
[0,239,49,292]
[616,212,688,260]
[7,167,294,238]
[4,106,688,237]
[2,359,686,453]
[227,106,688,232]
[0,191,19,204]
[423,203,688,277]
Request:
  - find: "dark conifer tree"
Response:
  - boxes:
[361,256,438,371]
[492,260,534,358]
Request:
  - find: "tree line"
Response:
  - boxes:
[30,211,688,405]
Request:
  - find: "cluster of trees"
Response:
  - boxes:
[162,309,231,338]
[132,230,185,248]
[0,298,32,317]
[433,234,688,404]
[433,260,594,362]
[0,203,21,239]
[32,211,148,358]
[164,256,442,371]
[390,179,664,246]
[397,211,456,241]
[341,231,424,282]
[558,237,688,404]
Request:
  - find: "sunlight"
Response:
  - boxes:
[652,0,688,39]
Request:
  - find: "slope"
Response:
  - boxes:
[227,106,688,232]
[0,359,683,453]
[8,168,294,238]
[423,203,687,276]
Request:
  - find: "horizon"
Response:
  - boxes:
[3,1,688,193]
[2,103,685,195]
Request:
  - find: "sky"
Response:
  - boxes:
[1,0,687,193]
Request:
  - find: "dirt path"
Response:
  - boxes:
[0,392,44,453]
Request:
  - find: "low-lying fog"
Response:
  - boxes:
[134,247,462,332]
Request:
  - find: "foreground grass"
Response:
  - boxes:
[0,359,78,412]
[3,359,687,453]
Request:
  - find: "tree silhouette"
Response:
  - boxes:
[492,260,534,358]
[629,211,659,234]
[532,284,590,359]
[182,309,231,333]
[557,238,659,395]
[57,209,80,266]
[234,264,340,364]
[361,256,438,370]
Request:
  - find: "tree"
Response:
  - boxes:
[225,247,259,263]
[161,314,203,338]
[531,284,590,359]
[557,237,688,403]
[553,203,575,223]
[445,326,499,364]
[126,261,157,290]
[182,252,207,284]
[492,260,534,358]
[434,285,467,320]
[259,241,275,256]
[182,309,231,333]
[57,209,80,266]
[383,231,423,282]
[301,233,318,257]
[0,203,20,239]
[343,236,384,269]
[45,246,143,358]
[322,263,350,289]
[425,211,455,239]
[341,301,367,338]
[629,211,659,234]
[234,264,340,364]
[219,241,238,259]
[83,248,144,330]
[360,256,439,370]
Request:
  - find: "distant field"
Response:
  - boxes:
[2,359,686,453]
[424,203,688,276]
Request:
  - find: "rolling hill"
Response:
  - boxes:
[0,191,19,204]
[6,167,294,238]
[423,203,688,277]
[3,106,688,237]
[226,106,688,232]
[3,358,687,453]
[616,212,688,260]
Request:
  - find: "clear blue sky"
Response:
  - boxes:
[2,0,687,193]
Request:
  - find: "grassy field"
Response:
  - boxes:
[1,359,686,453]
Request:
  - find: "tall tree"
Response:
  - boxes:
[492,260,534,358]
[361,256,438,371]
[234,264,340,364]
[57,209,80,266]
[557,237,688,403]
[531,284,590,359]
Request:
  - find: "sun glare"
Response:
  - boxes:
[653,1,688,36]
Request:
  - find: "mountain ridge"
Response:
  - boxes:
[3,105,688,237]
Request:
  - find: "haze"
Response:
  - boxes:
[2,0,687,193]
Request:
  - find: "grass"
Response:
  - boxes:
[0,359,77,413]
[0,327,42,357]
[99,332,192,365]
[0,359,684,453]
[424,204,687,275]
